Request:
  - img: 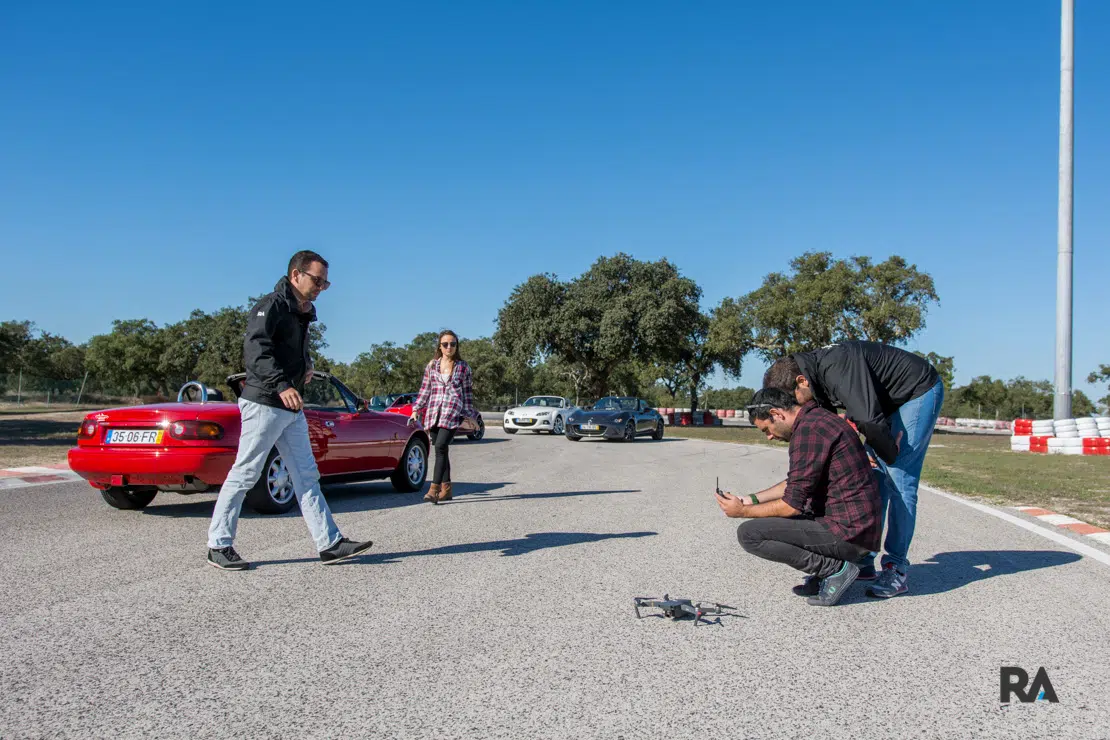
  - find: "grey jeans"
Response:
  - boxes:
[207,398,341,552]
[738,517,869,579]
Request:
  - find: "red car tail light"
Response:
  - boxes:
[78,421,98,439]
[169,421,224,441]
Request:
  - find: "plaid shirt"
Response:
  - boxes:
[783,401,882,551]
[412,358,478,430]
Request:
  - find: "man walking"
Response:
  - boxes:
[206,251,373,570]
[763,341,944,598]
[716,387,881,606]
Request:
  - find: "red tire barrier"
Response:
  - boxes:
[1082,438,1107,455]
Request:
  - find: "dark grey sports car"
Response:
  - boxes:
[565,397,665,442]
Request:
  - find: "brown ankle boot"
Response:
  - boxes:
[438,481,453,502]
[424,483,440,502]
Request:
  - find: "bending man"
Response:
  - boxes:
[763,341,944,597]
[716,388,881,607]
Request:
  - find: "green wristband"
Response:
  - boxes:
[750,493,760,505]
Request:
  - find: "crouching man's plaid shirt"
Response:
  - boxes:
[412,358,478,430]
[783,401,882,551]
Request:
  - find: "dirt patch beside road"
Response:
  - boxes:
[0,411,86,468]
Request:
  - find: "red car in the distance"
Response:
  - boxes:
[385,393,486,440]
[68,373,431,515]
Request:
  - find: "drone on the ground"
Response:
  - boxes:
[633,595,735,627]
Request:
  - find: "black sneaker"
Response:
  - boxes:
[807,562,859,607]
[857,564,878,581]
[207,546,251,570]
[319,537,374,565]
[792,576,822,597]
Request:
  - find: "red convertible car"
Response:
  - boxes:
[68,373,431,515]
[385,392,486,440]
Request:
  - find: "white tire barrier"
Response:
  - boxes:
[1010,420,1110,455]
[1047,438,1081,455]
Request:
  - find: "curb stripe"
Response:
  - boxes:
[0,465,82,491]
[1015,507,1054,517]
[1013,505,1110,541]
[1037,514,1084,526]
[922,486,1110,568]
[1063,523,1107,536]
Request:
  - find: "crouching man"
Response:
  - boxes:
[716,387,881,606]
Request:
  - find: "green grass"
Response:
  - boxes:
[923,432,1110,528]
[665,425,1110,528]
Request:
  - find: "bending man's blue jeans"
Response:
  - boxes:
[207,398,341,552]
[863,379,944,573]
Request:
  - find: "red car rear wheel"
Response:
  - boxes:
[100,487,157,510]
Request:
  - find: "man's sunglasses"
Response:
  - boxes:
[298,271,331,290]
[745,403,773,414]
[441,341,458,348]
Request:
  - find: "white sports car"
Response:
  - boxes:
[503,396,578,435]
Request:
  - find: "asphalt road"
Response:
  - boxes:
[2,429,1108,739]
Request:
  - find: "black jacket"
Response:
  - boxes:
[241,277,316,410]
[793,341,940,465]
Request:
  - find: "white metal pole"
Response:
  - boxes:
[1054,0,1075,419]
[77,371,89,405]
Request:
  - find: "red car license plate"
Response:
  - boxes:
[106,429,164,445]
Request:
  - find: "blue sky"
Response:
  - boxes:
[2,1,1108,399]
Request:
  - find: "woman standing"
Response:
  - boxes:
[410,330,479,503]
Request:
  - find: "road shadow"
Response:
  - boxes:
[456,436,509,445]
[903,550,1083,597]
[634,611,750,627]
[250,530,658,568]
[439,481,512,496]
[809,550,1083,606]
[445,488,640,504]
[142,479,437,518]
[302,530,659,566]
